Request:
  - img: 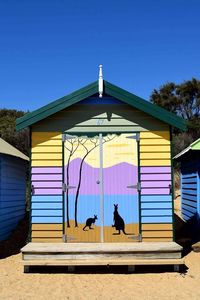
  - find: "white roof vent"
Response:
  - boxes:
[98,64,103,98]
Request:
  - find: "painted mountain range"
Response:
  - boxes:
[65,158,138,195]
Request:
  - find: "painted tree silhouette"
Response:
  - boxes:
[64,136,80,227]
[74,135,116,227]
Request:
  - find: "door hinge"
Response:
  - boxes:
[31,184,35,195]
[62,133,77,142]
[62,183,76,192]
[126,133,140,141]
[127,182,141,192]
[62,133,66,142]
[62,183,67,192]
[62,234,67,242]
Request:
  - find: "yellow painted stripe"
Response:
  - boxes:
[140,139,170,145]
[32,153,62,160]
[140,159,171,166]
[140,152,170,159]
[142,231,173,238]
[140,131,170,140]
[32,231,62,238]
[140,145,171,153]
[142,224,173,231]
[32,160,62,167]
[32,146,62,153]
[32,132,62,140]
[142,237,173,242]
[32,224,62,230]
[32,140,62,147]
[31,238,62,242]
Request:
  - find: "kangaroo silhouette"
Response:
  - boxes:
[83,215,98,231]
[112,204,127,235]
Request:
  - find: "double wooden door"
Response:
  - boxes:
[63,133,139,242]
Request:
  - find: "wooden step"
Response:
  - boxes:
[21,242,183,261]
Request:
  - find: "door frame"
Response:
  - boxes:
[61,131,141,242]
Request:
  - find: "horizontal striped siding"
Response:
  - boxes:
[139,131,173,241]
[181,172,198,221]
[31,132,63,242]
[0,155,26,241]
[32,132,62,167]
[140,131,170,166]
[31,195,63,242]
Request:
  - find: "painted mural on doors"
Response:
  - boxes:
[64,133,139,242]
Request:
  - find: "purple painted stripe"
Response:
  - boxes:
[32,174,62,181]
[141,181,171,188]
[33,182,62,188]
[140,167,171,174]
[32,167,62,174]
[34,189,62,195]
[141,188,170,195]
[141,174,171,181]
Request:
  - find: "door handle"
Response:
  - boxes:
[96,180,100,184]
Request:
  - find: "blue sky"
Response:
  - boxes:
[0,0,200,111]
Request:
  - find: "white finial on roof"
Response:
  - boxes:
[98,64,103,98]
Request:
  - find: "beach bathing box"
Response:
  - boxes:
[16,68,186,244]
[0,138,29,241]
[174,139,200,229]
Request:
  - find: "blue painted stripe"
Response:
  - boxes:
[32,216,62,223]
[182,194,197,201]
[182,213,191,221]
[32,202,62,209]
[0,195,25,201]
[32,195,62,202]
[182,184,197,190]
[182,177,197,184]
[0,206,25,216]
[182,173,197,178]
[141,195,171,202]
[0,201,25,208]
[182,209,194,219]
[182,189,197,196]
[141,216,173,223]
[1,191,25,196]
[141,202,172,209]
[0,183,26,189]
[182,199,197,208]
[31,210,62,217]
[82,96,121,104]
[182,204,197,214]
[141,209,172,217]
[0,211,25,222]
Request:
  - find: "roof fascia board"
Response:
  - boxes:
[16,81,98,131]
[104,81,187,131]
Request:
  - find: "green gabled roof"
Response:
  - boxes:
[16,80,187,131]
[174,138,200,159]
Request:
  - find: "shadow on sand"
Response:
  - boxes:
[174,212,200,256]
[0,213,29,259]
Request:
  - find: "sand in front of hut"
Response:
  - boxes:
[0,251,200,300]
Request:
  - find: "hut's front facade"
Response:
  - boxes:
[0,138,29,241]
[17,78,186,246]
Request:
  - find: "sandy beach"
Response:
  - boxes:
[0,250,199,300]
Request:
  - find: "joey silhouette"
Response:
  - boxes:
[112,204,127,235]
[83,215,98,231]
